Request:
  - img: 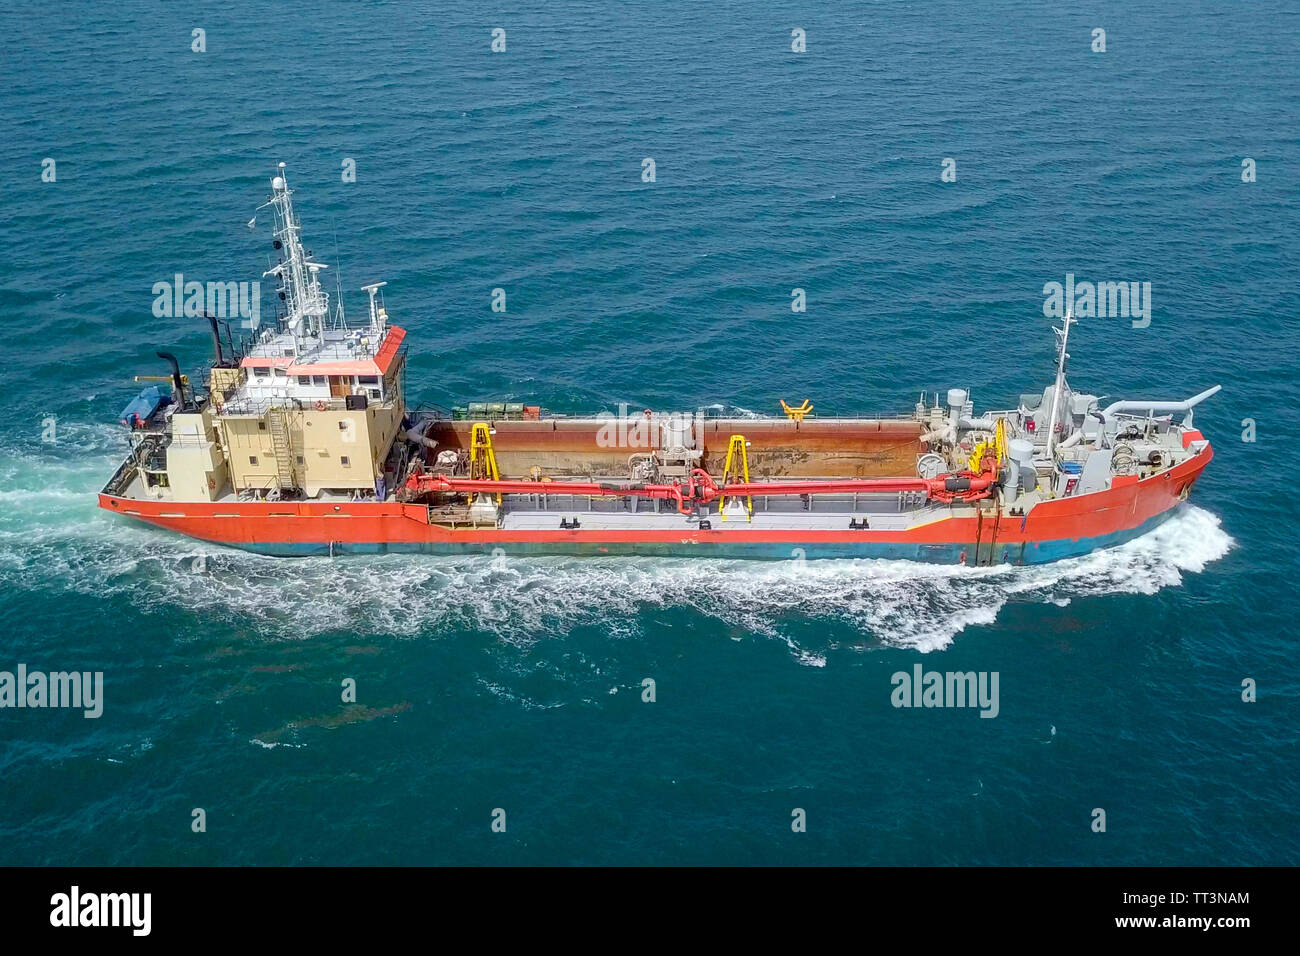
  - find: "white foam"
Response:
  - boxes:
[0,439,1235,658]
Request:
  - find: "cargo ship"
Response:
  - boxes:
[99,166,1218,564]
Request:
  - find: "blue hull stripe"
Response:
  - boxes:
[207,509,1177,564]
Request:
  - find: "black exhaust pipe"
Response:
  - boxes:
[220,319,238,364]
[203,314,226,367]
[157,351,188,408]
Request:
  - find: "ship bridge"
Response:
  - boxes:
[222,322,407,414]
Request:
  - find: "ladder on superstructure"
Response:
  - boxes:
[268,407,296,493]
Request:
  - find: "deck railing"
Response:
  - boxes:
[215,394,396,417]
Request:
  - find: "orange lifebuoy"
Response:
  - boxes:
[314,400,327,411]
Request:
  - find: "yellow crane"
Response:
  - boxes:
[719,434,753,522]
[468,423,502,505]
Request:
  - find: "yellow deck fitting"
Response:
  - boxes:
[719,434,753,522]
[969,417,1009,472]
[780,399,814,422]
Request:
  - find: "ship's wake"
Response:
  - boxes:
[0,438,1234,658]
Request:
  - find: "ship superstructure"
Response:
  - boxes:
[100,168,1218,565]
[113,165,413,508]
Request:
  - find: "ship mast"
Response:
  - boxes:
[1044,308,1074,462]
[261,162,330,343]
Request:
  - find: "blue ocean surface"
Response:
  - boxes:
[0,0,1297,864]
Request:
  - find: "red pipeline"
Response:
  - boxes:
[404,461,998,510]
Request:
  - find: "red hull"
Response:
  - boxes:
[98,438,1212,562]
